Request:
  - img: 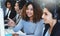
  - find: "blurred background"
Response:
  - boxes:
[0,0,60,36]
[0,0,60,11]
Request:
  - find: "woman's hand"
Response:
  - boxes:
[8,18,16,27]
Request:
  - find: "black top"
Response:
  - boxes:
[50,20,60,36]
[4,9,16,20]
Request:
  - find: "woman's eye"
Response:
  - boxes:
[44,12,48,15]
[30,8,33,11]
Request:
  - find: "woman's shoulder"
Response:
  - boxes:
[36,19,44,26]
[55,20,60,27]
[40,19,44,23]
[19,19,25,22]
[38,19,44,24]
[52,20,60,31]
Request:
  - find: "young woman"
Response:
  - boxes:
[42,3,60,36]
[4,0,16,29]
[4,0,12,20]
[13,1,44,36]
[8,0,26,26]
[4,0,16,20]
[14,0,26,24]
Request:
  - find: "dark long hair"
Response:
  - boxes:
[44,3,60,20]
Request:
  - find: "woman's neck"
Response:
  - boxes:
[17,10,20,14]
[49,19,57,34]
[49,19,57,28]
[8,7,11,10]
[30,17,33,22]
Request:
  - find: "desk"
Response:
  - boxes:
[5,26,26,36]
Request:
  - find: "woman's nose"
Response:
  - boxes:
[42,14,44,19]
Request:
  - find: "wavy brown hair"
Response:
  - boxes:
[21,1,43,23]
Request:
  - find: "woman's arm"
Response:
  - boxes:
[13,19,23,32]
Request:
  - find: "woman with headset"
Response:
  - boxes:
[42,3,60,36]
